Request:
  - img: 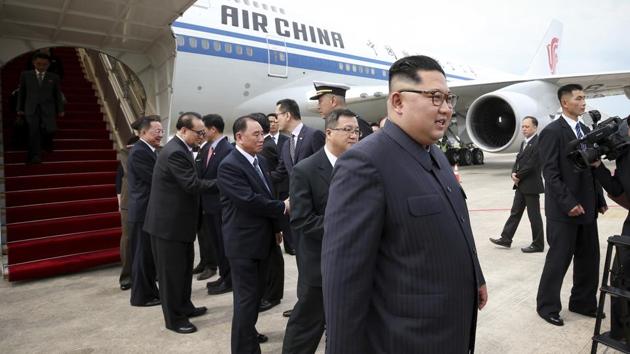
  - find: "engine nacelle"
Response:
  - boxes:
[465,81,558,153]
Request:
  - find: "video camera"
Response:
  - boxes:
[567,110,630,170]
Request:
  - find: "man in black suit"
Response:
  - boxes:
[536,84,608,327]
[271,98,325,318]
[321,56,487,353]
[218,116,289,353]
[144,112,216,334]
[490,116,545,252]
[126,116,162,306]
[16,52,65,164]
[310,81,372,140]
[198,114,234,290]
[283,108,359,353]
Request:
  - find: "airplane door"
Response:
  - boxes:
[266,36,288,78]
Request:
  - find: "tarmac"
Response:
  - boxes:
[1,153,628,354]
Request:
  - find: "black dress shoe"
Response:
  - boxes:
[134,298,161,307]
[257,333,268,343]
[521,245,544,253]
[120,283,131,291]
[188,306,208,318]
[570,308,606,319]
[282,309,293,318]
[169,322,197,334]
[206,277,226,288]
[489,237,511,248]
[207,282,233,295]
[284,247,296,256]
[539,312,564,326]
[259,299,281,312]
[192,263,205,274]
[197,267,217,281]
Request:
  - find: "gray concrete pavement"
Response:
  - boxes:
[1,153,627,353]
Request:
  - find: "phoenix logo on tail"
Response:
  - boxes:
[546,37,559,74]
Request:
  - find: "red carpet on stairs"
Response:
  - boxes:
[1,47,122,281]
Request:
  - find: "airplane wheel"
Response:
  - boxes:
[445,148,460,165]
[459,148,473,166]
[472,148,484,165]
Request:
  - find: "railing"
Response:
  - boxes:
[77,48,147,151]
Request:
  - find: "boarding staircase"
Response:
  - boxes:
[0,48,122,281]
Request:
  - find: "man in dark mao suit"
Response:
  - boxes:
[127,116,163,306]
[16,52,65,163]
[218,116,289,353]
[144,112,216,334]
[536,84,607,326]
[490,116,545,252]
[322,56,487,354]
[283,108,359,353]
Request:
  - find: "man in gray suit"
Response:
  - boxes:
[322,55,487,353]
[17,52,65,164]
[490,116,545,253]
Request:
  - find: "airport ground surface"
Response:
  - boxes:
[1,153,627,353]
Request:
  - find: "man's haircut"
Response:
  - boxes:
[325,108,357,130]
[32,52,51,62]
[557,84,583,102]
[131,115,161,132]
[267,113,278,119]
[202,114,224,133]
[388,55,445,91]
[232,115,257,139]
[249,112,270,134]
[523,116,539,127]
[370,122,380,127]
[176,111,202,130]
[126,135,140,146]
[276,98,301,120]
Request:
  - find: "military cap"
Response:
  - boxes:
[309,81,350,100]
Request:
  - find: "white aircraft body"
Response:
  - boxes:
[168,0,630,157]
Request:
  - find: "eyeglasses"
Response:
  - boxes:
[191,129,207,137]
[398,89,458,108]
[149,128,164,135]
[329,126,362,137]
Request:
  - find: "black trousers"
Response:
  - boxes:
[500,190,544,249]
[207,212,231,285]
[263,243,284,302]
[282,282,325,354]
[230,256,270,354]
[610,217,630,339]
[152,236,195,329]
[129,221,159,305]
[280,214,294,251]
[118,209,131,286]
[26,110,54,160]
[197,211,218,270]
[536,220,599,316]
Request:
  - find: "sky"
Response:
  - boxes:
[276,0,630,116]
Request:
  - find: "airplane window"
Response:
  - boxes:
[234,0,240,2]
[279,52,285,62]
[189,37,197,48]
[243,0,250,5]
[271,5,276,12]
[279,8,285,14]
[262,3,268,10]
[246,47,253,56]
[381,70,387,77]
[214,41,222,51]
[370,68,375,75]
[224,43,232,53]
[202,39,209,50]
[253,1,259,7]
[236,45,243,55]
[338,63,344,70]
[358,66,363,73]
[176,36,185,46]
[345,63,351,71]
[352,65,357,72]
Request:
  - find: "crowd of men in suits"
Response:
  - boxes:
[116,53,630,353]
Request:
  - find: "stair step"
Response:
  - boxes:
[5,184,116,207]
[5,160,118,176]
[4,149,115,163]
[56,119,106,129]
[54,139,112,149]
[6,227,121,264]
[4,247,120,282]
[57,113,104,120]
[6,211,121,242]
[5,171,117,190]
[55,129,110,139]
[6,197,119,223]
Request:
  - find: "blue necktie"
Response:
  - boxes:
[253,157,271,193]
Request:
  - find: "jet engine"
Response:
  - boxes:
[465,81,558,153]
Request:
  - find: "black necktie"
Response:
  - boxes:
[37,72,44,85]
[519,141,526,153]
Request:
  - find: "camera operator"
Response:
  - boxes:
[592,118,630,340]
